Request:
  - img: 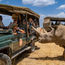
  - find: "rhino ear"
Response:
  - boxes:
[55,28,62,37]
[55,28,59,36]
[55,25,64,37]
[62,35,65,40]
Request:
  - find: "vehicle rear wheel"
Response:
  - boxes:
[0,53,11,65]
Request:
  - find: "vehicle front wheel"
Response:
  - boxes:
[0,53,12,65]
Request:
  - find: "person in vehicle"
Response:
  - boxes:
[22,20,27,32]
[28,18,35,35]
[8,22,13,28]
[13,23,25,46]
[11,19,25,46]
[12,19,25,34]
[0,16,4,27]
[29,18,35,27]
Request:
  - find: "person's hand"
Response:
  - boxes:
[20,30,25,33]
[13,33,17,35]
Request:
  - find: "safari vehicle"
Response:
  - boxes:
[43,17,65,31]
[0,4,40,65]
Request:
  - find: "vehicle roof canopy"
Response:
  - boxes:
[0,4,40,18]
[44,17,65,22]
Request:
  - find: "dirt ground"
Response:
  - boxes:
[17,42,65,65]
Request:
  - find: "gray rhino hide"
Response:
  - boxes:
[39,25,65,47]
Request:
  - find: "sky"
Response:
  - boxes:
[0,0,65,27]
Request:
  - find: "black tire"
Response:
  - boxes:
[0,53,12,65]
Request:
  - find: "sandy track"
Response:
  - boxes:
[17,42,65,65]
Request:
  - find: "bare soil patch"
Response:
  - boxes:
[17,42,65,65]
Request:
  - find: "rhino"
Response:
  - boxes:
[32,25,65,58]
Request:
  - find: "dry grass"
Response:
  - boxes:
[17,42,65,65]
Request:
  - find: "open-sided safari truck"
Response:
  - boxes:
[0,4,40,65]
[43,17,65,32]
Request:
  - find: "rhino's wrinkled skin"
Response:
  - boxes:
[32,25,65,47]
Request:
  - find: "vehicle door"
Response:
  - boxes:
[10,33,26,53]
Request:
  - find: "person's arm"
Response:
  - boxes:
[13,32,17,35]
[17,27,25,34]
[19,29,25,33]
